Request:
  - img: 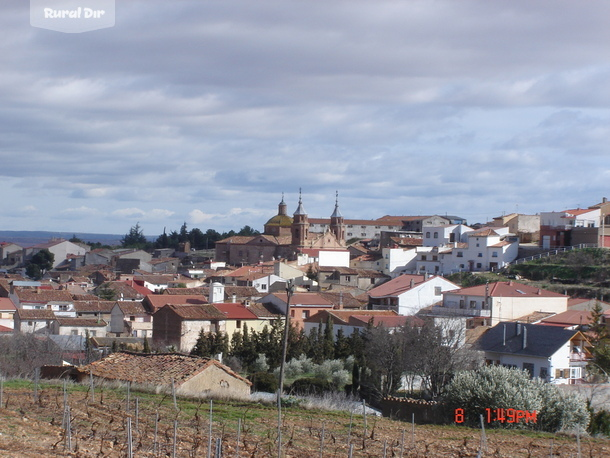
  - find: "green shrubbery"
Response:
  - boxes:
[444,365,590,432]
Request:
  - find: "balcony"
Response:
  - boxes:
[430,305,491,317]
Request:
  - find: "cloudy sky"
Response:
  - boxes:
[2,0,610,236]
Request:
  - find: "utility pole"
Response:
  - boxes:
[277,279,295,457]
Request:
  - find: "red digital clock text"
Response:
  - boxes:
[454,408,537,424]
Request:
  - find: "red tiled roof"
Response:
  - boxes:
[73,300,116,313]
[538,310,593,327]
[213,303,258,320]
[15,309,56,320]
[448,281,566,298]
[304,309,399,325]
[368,275,428,298]
[468,228,499,237]
[55,318,107,327]
[0,324,13,333]
[271,292,334,307]
[81,352,251,387]
[145,294,208,312]
[16,289,73,303]
[115,301,148,315]
[0,297,16,311]
[160,304,227,320]
[247,302,282,318]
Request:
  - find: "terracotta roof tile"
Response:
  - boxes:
[80,352,251,387]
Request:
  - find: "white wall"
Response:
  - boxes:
[382,247,418,277]
[318,250,350,267]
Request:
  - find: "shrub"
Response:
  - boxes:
[249,372,278,393]
[331,369,350,387]
[444,365,590,432]
[251,354,269,372]
[589,408,610,437]
[290,377,334,396]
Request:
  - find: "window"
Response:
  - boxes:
[236,320,242,329]
[492,252,498,257]
[477,253,482,257]
[434,286,442,296]
[476,263,482,269]
[347,232,352,236]
[302,310,310,319]
[540,367,548,379]
[457,252,463,257]
[71,329,78,336]
[433,232,438,239]
[469,300,476,308]
[449,233,455,242]
[361,233,366,236]
[421,255,427,261]
[260,284,267,290]
[361,225,366,229]
[290,310,295,318]
[130,316,135,321]
[432,255,438,261]
[426,232,430,238]
[347,225,353,228]
[345,276,351,282]
[459,299,465,309]
[523,363,534,378]
[90,331,96,337]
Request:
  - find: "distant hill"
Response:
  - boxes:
[0,231,154,247]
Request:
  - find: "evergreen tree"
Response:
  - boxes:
[121,223,148,249]
[322,316,335,360]
[26,248,54,280]
[334,328,352,360]
[143,336,151,353]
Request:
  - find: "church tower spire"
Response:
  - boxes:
[329,190,345,243]
[292,189,309,247]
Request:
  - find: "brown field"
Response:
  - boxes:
[0,380,609,457]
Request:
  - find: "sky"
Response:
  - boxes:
[2,0,610,237]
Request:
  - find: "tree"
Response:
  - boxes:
[237,225,260,236]
[121,222,148,249]
[26,249,54,280]
[445,365,590,432]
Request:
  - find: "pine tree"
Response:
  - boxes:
[322,316,335,360]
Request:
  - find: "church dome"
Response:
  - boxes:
[265,214,293,227]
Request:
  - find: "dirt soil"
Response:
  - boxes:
[0,384,609,457]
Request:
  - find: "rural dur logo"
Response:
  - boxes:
[30,0,115,33]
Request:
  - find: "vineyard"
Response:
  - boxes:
[0,379,609,457]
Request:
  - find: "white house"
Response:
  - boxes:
[412,225,518,275]
[433,281,568,326]
[26,239,89,268]
[477,322,591,384]
[368,274,459,316]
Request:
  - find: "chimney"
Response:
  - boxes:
[522,326,527,349]
[232,294,237,303]
[410,278,415,289]
[209,282,225,303]
[339,291,343,309]
[516,322,521,335]
[537,288,541,295]
[604,197,608,203]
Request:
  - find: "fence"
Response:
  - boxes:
[509,243,598,266]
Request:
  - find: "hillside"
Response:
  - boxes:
[505,248,610,298]
[0,380,608,457]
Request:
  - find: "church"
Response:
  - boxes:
[214,192,346,265]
